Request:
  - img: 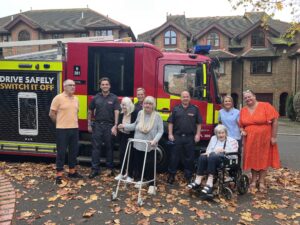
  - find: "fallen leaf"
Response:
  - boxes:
[137,218,150,225]
[48,195,59,202]
[140,208,157,217]
[83,208,96,218]
[178,199,189,206]
[274,212,287,220]
[240,212,254,222]
[43,209,51,214]
[154,217,166,223]
[114,219,120,224]
[169,207,182,215]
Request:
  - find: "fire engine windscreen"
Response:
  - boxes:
[164,65,206,99]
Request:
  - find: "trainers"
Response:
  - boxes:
[126,176,134,182]
[114,174,124,180]
[55,176,62,185]
[147,185,157,195]
[68,172,83,179]
[224,176,233,182]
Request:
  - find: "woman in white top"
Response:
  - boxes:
[187,124,238,195]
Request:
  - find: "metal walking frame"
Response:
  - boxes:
[111,138,157,206]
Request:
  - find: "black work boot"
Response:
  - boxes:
[167,173,175,184]
[68,172,83,179]
[55,176,63,185]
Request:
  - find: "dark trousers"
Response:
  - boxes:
[119,132,134,177]
[91,123,114,172]
[196,152,224,175]
[168,135,195,179]
[56,128,79,172]
[134,148,154,184]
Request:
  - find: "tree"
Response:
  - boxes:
[228,0,300,38]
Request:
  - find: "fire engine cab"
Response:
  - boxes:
[0,41,221,171]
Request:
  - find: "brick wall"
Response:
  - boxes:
[218,60,232,94]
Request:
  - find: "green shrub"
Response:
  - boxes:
[286,95,296,121]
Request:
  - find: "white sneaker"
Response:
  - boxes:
[224,176,233,182]
[114,174,124,180]
[147,185,157,195]
[126,176,134,182]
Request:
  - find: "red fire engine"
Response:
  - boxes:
[0,41,221,171]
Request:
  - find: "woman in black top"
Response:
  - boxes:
[115,97,137,181]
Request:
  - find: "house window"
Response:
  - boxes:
[95,30,113,36]
[250,59,272,74]
[80,33,88,37]
[52,33,64,39]
[207,33,219,47]
[2,35,11,42]
[215,61,225,74]
[251,30,265,47]
[18,30,30,41]
[164,30,176,46]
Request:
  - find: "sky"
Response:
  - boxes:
[0,0,295,37]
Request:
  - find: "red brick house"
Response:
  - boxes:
[138,12,300,115]
[0,8,136,57]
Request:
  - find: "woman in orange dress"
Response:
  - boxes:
[240,90,280,193]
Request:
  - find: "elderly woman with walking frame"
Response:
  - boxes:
[118,96,163,194]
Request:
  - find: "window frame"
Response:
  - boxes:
[95,30,113,36]
[52,33,64,39]
[251,30,265,47]
[163,64,208,100]
[164,30,177,46]
[206,32,220,48]
[18,30,30,41]
[250,59,272,75]
[87,46,135,96]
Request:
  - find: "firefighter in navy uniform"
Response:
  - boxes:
[88,77,120,179]
[167,91,202,184]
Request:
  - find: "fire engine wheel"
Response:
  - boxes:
[156,140,169,172]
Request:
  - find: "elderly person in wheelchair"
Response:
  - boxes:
[187,124,238,196]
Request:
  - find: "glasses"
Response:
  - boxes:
[66,84,75,87]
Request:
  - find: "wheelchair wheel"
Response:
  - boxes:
[237,174,249,195]
[222,187,233,200]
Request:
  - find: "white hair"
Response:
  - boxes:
[143,96,156,109]
[121,97,134,115]
[63,79,74,86]
[214,124,228,136]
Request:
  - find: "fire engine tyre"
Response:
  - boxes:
[156,139,169,173]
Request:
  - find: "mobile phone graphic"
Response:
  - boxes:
[18,92,38,136]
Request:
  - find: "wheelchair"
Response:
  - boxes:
[196,152,249,200]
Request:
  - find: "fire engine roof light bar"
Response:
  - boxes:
[194,45,211,55]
